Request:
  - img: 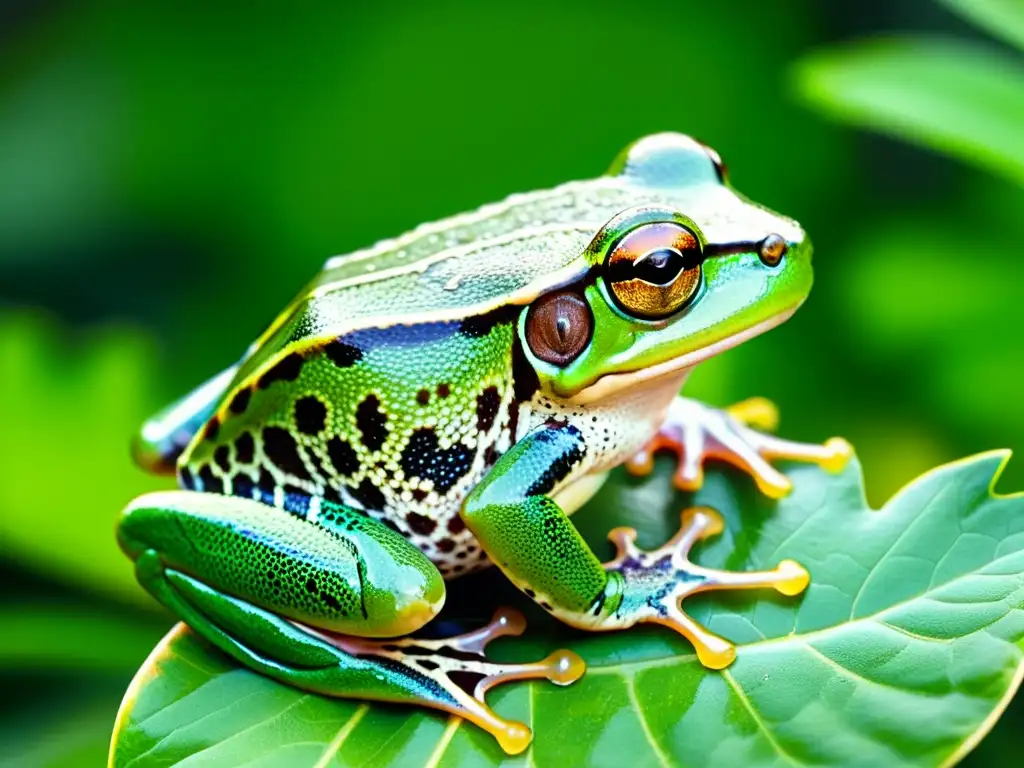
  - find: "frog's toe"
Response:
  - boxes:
[603,507,810,669]
[638,396,852,499]
[329,608,585,754]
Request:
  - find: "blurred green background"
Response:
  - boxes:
[1,1,1022,765]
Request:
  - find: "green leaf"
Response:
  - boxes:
[791,38,1024,184]
[111,452,1024,767]
[0,312,172,604]
[940,0,1024,52]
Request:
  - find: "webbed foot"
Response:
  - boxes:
[603,507,808,669]
[311,608,584,754]
[626,396,852,498]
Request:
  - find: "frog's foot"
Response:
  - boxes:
[626,396,852,499]
[602,507,809,669]
[317,609,584,755]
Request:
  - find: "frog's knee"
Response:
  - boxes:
[119,491,444,637]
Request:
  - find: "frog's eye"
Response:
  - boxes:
[604,222,703,320]
[525,292,593,367]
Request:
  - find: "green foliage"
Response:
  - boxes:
[111,455,1024,767]
[0,312,171,603]
[940,0,1024,51]
[793,2,1024,186]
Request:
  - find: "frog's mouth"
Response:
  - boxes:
[567,307,797,405]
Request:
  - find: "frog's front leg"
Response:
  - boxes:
[119,492,581,754]
[462,423,808,669]
[627,395,853,498]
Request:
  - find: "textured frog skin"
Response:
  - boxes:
[180,313,523,578]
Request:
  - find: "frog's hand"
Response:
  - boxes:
[120,491,580,754]
[462,423,808,669]
[132,365,238,474]
[626,395,853,498]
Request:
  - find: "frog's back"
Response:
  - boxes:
[230,139,755,393]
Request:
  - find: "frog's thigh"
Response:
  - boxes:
[119,490,445,638]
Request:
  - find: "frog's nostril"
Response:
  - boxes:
[758,234,787,267]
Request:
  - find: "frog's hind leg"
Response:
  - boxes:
[626,396,852,498]
[121,491,581,754]
[132,365,238,474]
[604,506,809,669]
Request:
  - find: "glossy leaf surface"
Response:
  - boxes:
[111,451,1024,766]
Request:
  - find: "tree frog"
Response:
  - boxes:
[119,133,851,754]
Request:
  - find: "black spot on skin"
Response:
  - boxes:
[258,353,304,389]
[417,659,439,672]
[437,538,456,553]
[476,386,501,432]
[412,488,428,502]
[436,383,450,399]
[204,418,220,441]
[262,427,312,480]
[322,484,342,504]
[351,477,386,512]
[483,445,501,467]
[179,466,195,490]
[508,400,520,447]
[198,464,223,494]
[416,389,430,406]
[327,436,360,477]
[214,445,232,473]
[232,473,255,498]
[524,588,536,598]
[406,512,437,536]
[511,336,540,403]
[324,340,363,368]
[448,515,466,534]
[456,551,468,559]
[355,395,388,451]
[322,592,342,611]
[235,432,255,464]
[459,305,518,338]
[526,425,586,496]
[294,396,327,435]
[229,388,251,415]
[399,427,474,494]
[305,577,318,594]
[257,468,276,505]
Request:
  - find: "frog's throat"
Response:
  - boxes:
[567,306,798,405]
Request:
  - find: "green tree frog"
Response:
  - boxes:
[119,133,851,754]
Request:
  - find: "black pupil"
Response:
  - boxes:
[633,248,685,286]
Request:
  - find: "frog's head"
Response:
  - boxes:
[519,133,812,403]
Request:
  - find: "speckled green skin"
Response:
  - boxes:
[120,132,813,728]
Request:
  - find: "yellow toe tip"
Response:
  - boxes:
[546,650,586,685]
[821,438,854,473]
[696,642,736,670]
[682,507,724,539]
[497,722,533,755]
[774,559,810,596]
